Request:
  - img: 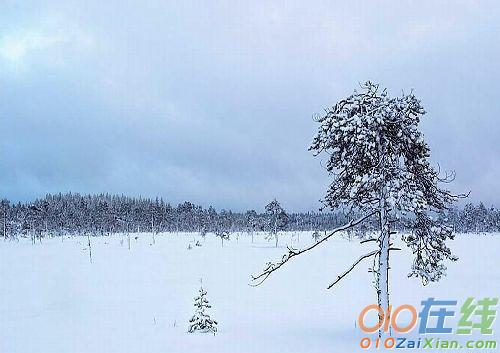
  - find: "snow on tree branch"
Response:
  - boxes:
[188,286,218,335]
[307,81,467,303]
[403,212,458,285]
[250,212,376,286]
[327,249,379,289]
[309,81,466,215]
[247,81,469,337]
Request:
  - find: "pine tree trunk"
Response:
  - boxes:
[87,233,93,263]
[151,216,156,245]
[377,197,390,337]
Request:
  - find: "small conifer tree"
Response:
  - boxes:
[188,286,218,335]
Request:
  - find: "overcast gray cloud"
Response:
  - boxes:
[1,0,499,211]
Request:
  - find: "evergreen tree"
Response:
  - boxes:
[264,199,288,247]
[188,286,218,335]
[214,210,231,247]
[253,83,466,337]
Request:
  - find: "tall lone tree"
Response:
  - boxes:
[265,199,288,247]
[252,82,464,330]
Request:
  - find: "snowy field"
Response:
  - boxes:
[1,232,498,353]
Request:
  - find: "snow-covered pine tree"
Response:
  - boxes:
[311,82,467,321]
[188,286,218,335]
[264,199,288,247]
[252,82,465,334]
[214,210,231,247]
[244,210,258,243]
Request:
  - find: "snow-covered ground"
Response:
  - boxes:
[1,232,498,353]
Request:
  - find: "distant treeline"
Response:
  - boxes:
[0,193,498,240]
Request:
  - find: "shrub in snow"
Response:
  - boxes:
[312,231,321,242]
[188,286,218,335]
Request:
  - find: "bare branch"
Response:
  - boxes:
[327,250,379,289]
[250,212,377,286]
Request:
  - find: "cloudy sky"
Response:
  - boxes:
[1,0,499,211]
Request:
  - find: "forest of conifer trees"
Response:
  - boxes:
[0,193,497,240]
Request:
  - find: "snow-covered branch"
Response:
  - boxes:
[250,212,377,286]
[327,250,379,289]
